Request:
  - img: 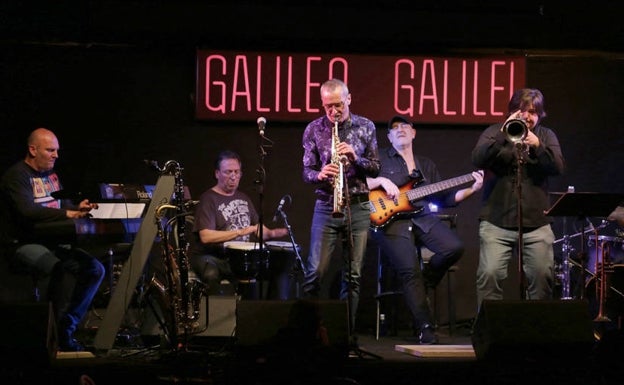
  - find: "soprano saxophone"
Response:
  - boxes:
[151,160,206,350]
[331,115,348,218]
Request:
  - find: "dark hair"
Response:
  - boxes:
[214,150,241,170]
[508,88,547,121]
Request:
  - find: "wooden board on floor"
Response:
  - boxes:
[56,351,96,359]
[395,344,476,358]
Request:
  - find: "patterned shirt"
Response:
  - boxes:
[189,188,259,258]
[302,113,380,200]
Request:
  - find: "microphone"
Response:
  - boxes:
[272,195,287,222]
[257,117,266,136]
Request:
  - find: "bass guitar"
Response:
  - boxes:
[369,173,475,229]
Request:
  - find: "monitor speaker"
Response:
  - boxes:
[0,302,56,368]
[235,299,349,350]
[471,300,595,362]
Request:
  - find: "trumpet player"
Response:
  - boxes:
[302,78,380,332]
[471,88,566,306]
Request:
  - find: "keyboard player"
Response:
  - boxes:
[0,127,105,352]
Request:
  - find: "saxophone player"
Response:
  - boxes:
[302,78,380,332]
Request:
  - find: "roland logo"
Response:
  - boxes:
[137,190,152,199]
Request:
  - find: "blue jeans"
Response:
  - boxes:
[302,198,371,330]
[476,221,555,306]
[15,243,105,341]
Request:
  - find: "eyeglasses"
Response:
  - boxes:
[220,169,242,177]
[322,101,345,111]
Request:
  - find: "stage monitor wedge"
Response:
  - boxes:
[472,300,595,362]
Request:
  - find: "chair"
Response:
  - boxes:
[374,214,458,340]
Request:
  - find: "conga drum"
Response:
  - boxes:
[223,241,269,280]
[264,241,300,279]
[264,241,301,300]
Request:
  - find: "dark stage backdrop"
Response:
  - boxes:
[1,43,622,331]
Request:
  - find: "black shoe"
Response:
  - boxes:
[418,325,438,345]
[59,337,86,352]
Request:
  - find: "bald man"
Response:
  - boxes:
[0,128,105,352]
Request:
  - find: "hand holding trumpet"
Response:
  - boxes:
[501,109,540,149]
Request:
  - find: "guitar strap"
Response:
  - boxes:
[410,156,425,184]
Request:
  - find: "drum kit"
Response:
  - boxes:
[548,191,624,326]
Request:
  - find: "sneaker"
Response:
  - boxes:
[418,326,438,345]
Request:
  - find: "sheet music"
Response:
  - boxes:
[89,202,146,219]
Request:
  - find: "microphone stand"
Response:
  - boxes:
[515,143,527,300]
[254,130,273,299]
[276,205,306,299]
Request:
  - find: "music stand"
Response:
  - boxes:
[545,192,624,299]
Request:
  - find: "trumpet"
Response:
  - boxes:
[503,118,528,144]
[331,115,347,218]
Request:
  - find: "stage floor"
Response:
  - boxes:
[5,323,619,385]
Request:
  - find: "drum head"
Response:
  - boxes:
[265,241,296,250]
[224,241,259,250]
[588,235,622,244]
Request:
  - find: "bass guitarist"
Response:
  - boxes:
[366,115,482,344]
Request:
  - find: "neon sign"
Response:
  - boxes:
[196,50,525,124]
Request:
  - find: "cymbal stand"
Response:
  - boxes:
[558,233,574,300]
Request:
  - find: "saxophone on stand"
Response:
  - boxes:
[150,160,207,351]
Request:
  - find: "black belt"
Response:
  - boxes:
[317,194,369,205]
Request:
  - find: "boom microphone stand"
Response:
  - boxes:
[253,118,273,299]
[515,143,528,300]
[274,196,306,298]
